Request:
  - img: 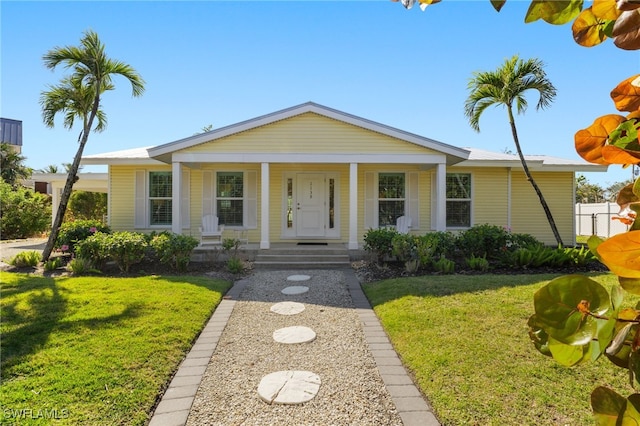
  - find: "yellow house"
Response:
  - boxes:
[81,102,605,249]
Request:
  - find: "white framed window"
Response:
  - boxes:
[446,173,471,228]
[149,171,172,226]
[202,170,257,229]
[216,171,244,227]
[378,172,405,227]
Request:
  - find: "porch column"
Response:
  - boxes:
[172,162,182,234]
[260,162,270,249]
[435,163,446,231]
[348,163,359,249]
[51,184,62,226]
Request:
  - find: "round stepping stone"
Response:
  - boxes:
[270,301,305,315]
[257,370,321,405]
[273,326,316,344]
[287,274,311,282]
[281,286,309,295]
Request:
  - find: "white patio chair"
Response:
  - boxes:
[396,216,412,234]
[199,215,224,246]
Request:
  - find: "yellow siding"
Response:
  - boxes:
[452,167,510,227]
[511,171,574,245]
[181,113,436,155]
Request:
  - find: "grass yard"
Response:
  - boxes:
[0,272,231,425]
[363,273,636,426]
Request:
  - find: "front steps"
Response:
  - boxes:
[253,245,351,269]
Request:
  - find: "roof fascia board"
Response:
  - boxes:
[172,152,448,164]
[80,158,164,166]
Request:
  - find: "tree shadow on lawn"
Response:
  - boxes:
[1,274,143,375]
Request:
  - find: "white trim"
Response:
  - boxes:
[507,168,512,231]
[435,164,446,231]
[172,152,447,165]
[349,163,358,250]
[172,162,181,234]
[260,163,270,249]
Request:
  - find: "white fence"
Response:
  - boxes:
[575,202,629,238]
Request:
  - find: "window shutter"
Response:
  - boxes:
[364,171,375,229]
[202,171,213,216]
[181,169,190,229]
[246,170,257,229]
[408,172,419,231]
[134,170,146,229]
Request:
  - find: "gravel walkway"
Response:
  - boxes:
[185,269,403,426]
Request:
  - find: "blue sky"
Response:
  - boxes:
[2,0,638,187]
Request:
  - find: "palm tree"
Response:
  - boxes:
[0,142,32,186]
[39,30,145,261]
[464,55,564,246]
[39,164,60,173]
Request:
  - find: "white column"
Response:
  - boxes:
[51,184,62,226]
[436,163,446,231]
[348,163,359,249]
[172,162,182,234]
[507,168,512,231]
[260,162,270,249]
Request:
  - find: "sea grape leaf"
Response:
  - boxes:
[534,274,610,345]
[490,0,506,12]
[525,0,583,24]
[620,393,640,424]
[611,75,640,112]
[594,0,624,19]
[591,386,626,425]
[602,144,640,165]
[548,337,598,366]
[575,114,627,164]
[611,284,626,311]
[617,0,640,11]
[528,314,552,356]
[598,231,640,279]
[588,235,606,262]
[620,277,640,294]
[573,7,609,46]
[617,182,638,210]
[609,120,640,149]
[613,10,640,50]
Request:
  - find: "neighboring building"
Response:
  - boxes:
[0,118,23,153]
[81,102,606,248]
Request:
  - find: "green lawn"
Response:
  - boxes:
[363,273,635,426]
[0,272,231,425]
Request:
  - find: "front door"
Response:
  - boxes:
[296,173,326,237]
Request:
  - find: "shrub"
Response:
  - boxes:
[67,191,107,221]
[9,251,40,267]
[0,179,51,239]
[67,257,99,275]
[363,228,398,264]
[55,219,111,254]
[421,231,457,259]
[227,256,244,274]
[466,254,489,272]
[433,256,455,274]
[222,238,242,258]
[101,231,147,272]
[456,224,511,259]
[75,232,111,269]
[150,232,199,272]
[44,257,63,271]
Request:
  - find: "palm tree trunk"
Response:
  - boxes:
[41,93,101,262]
[507,107,564,247]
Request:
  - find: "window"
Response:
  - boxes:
[217,172,243,226]
[378,173,405,227]
[446,173,471,227]
[149,171,172,226]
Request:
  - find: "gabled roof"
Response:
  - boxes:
[82,146,162,165]
[146,102,470,164]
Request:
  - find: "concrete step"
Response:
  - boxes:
[254,248,351,268]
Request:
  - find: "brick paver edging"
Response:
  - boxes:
[342,268,441,426]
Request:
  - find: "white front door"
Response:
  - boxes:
[296,173,325,237]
